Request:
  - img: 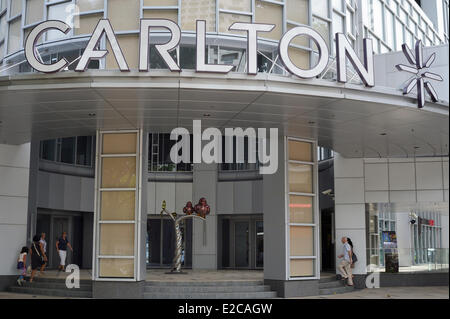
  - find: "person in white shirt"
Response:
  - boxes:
[39,232,48,275]
[337,236,354,286]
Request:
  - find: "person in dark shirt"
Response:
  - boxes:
[56,231,73,271]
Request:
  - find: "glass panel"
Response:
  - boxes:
[220,0,251,12]
[99,258,134,277]
[311,16,330,47]
[332,0,343,11]
[288,163,313,193]
[107,0,140,31]
[26,0,44,25]
[101,157,136,188]
[255,221,264,267]
[60,137,76,164]
[255,0,282,40]
[312,0,328,17]
[288,140,312,161]
[219,13,251,35]
[289,195,313,223]
[385,10,395,49]
[76,136,93,166]
[143,9,178,21]
[373,0,384,39]
[47,2,71,41]
[181,0,215,32]
[10,0,22,17]
[102,133,137,154]
[286,0,308,24]
[100,191,135,220]
[290,226,314,256]
[77,0,104,12]
[7,18,21,54]
[74,13,103,35]
[395,19,404,50]
[290,259,314,277]
[147,219,161,266]
[162,219,175,265]
[332,12,344,34]
[100,224,135,255]
[0,14,7,41]
[41,139,56,161]
[234,222,249,267]
[144,0,177,5]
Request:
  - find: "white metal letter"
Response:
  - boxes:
[229,23,275,75]
[139,19,181,71]
[279,26,329,78]
[24,20,71,73]
[336,33,374,87]
[196,20,233,73]
[76,19,129,71]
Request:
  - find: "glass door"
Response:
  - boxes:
[234,221,250,268]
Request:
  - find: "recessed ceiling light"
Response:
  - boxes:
[203,113,211,117]
[414,146,420,149]
[380,133,387,136]
[308,121,315,124]
[88,113,96,117]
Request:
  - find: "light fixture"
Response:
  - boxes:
[308,121,315,124]
[88,113,96,117]
[203,113,211,117]
[380,133,387,136]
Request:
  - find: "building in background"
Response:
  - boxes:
[0,0,448,298]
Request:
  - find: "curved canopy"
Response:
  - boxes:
[0,70,448,158]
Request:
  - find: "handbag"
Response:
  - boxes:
[351,251,358,263]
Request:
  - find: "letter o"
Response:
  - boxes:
[279,26,329,78]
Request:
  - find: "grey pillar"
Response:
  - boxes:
[192,162,218,269]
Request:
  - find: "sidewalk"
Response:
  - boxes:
[295,286,449,299]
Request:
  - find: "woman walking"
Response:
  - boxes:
[16,247,28,286]
[29,235,46,283]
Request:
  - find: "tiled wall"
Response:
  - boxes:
[334,153,449,275]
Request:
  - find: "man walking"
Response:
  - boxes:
[337,236,353,286]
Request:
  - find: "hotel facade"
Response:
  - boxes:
[0,0,448,298]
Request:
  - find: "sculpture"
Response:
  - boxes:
[160,199,208,273]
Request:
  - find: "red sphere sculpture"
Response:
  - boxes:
[194,197,210,218]
[183,201,194,215]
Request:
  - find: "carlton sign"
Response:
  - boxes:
[24,18,375,87]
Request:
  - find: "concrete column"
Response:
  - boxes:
[263,136,319,297]
[334,153,367,287]
[192,162,218,269]
[92,130,147,298]
[0,143,30,290]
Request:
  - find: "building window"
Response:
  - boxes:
[40,136,94,167]
[148,133,193,172]
[220,136,261,172]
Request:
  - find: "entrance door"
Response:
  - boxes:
[234,221,250,268]
[320,208,335,271]
[147,217,192,268]
[219,215,263,269]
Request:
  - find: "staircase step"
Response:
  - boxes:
[319,285,354,295]
[146,280,264,287]
[319,280,345,289]
[8,286,92,298]
[18,281,92,291]
[24,277,92,285]
[319,276,338,283]
[144,291,277,299]
[145,285,271,293]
